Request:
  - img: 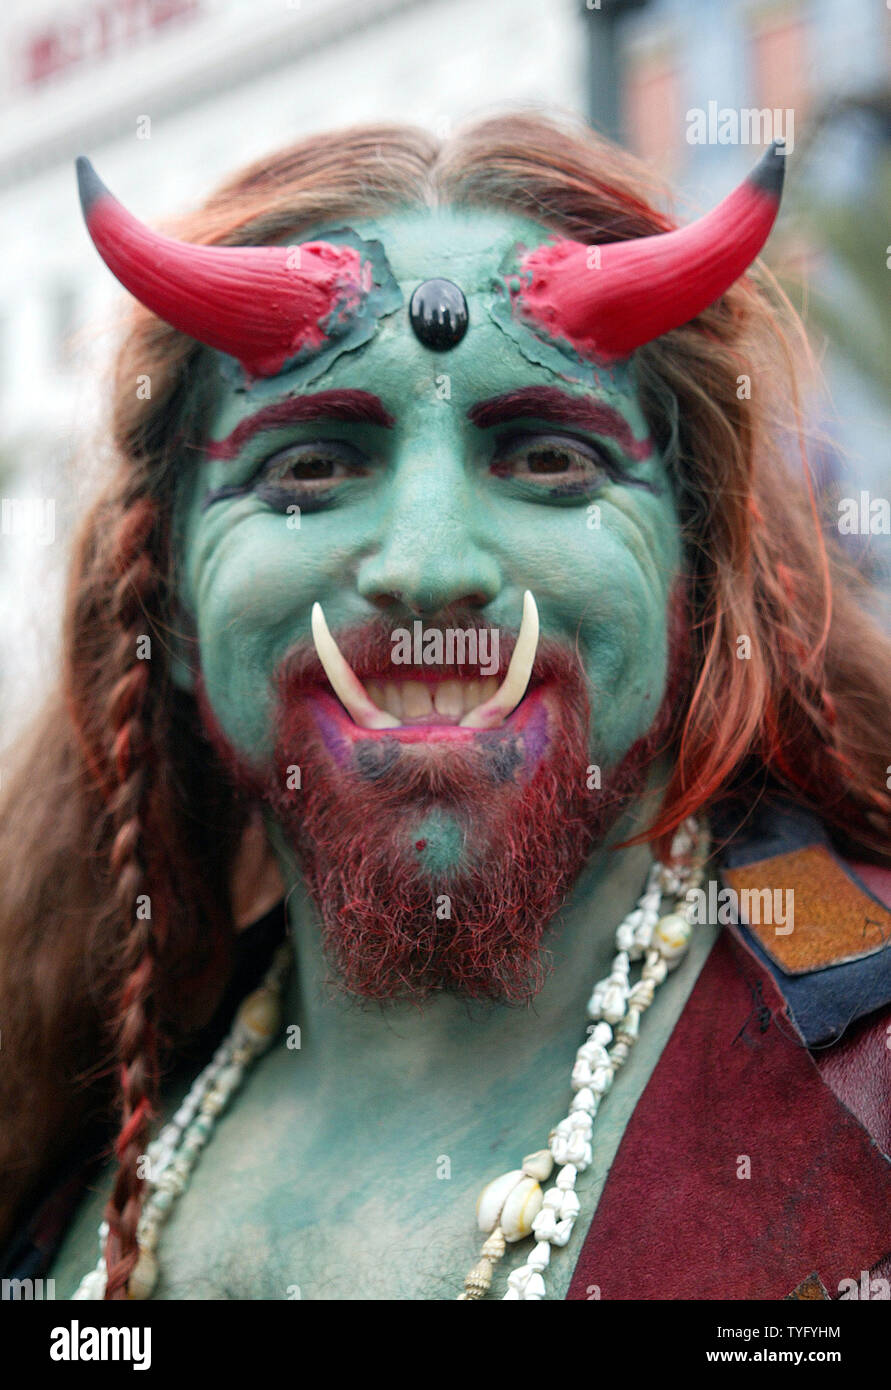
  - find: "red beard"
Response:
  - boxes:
[195,602,688,1006]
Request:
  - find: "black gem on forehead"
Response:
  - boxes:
[409,279,469,350]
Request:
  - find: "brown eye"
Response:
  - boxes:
[287,454,337,480]
[250,437,371,513]
[526,446,574,474]
[492,431,610,489]
[258,438,368,490]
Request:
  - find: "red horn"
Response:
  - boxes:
[513,141,786,362]
[76,157,371,379]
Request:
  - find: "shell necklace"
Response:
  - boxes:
[73,815,708,1301]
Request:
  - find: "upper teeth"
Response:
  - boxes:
[310,592,540,731]
[365,677,501,722]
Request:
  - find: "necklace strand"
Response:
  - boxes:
[459,814,708,1299]
[73,815,707,1301]
[73,943,292,1300]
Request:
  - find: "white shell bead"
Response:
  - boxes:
[136,1220,160,1253]
[550,1134,591,1168]
[628,979,655,1009]
[213,1064,243,1098]
[550,1113,593,1169]
[632,916,656,952]
[476,1169,524,1233]
[233,986,281,1048]
[588,1063,614,1095]
[500,1177,544,1242]
[576,1039,609,1067]
[562,1190,581,1219]
[521,1149,554,1181]
[531,1203,575,1247]
[571,1058,593,1090]
[570,1087,598,1115]
[642,951,668,985]
[128,1249,158,1300]
[652,912,693,969]
[601,981,628,1023]
[506,1266,546,1299]
[527,1240,552,1271]
[586,984,607,1019]
[72,1268,106,1300]
[615,920,636,953]
[616,1007,641,1043]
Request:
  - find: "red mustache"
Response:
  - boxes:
[275,607,582,693]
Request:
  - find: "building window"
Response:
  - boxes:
[625,50,681,174]
[749,9,810,120]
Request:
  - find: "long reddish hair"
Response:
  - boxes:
[1,112,889,1295]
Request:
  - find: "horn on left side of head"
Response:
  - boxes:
[76,157,370,378]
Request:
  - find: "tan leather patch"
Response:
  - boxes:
[724,846,891,975]
[785,1271,830,1300]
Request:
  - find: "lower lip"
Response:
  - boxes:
[308,686,548,745]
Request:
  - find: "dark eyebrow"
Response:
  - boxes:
[467,387,653,461]
[206,389,395,460]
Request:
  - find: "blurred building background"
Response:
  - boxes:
[0,0,889,748]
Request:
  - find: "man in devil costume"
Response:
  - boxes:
[1,114,890,1302]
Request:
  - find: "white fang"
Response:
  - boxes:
[310,602,400,729]
[459,591,539,729]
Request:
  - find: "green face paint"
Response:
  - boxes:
[173,205,682,788]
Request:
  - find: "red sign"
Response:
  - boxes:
[22,0,201,88]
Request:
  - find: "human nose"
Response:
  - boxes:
[356,449,501,616]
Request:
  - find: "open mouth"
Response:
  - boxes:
[309,592,540,734]
[362,675,502,725]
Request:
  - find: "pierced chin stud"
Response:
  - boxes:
[409,278,469,350]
